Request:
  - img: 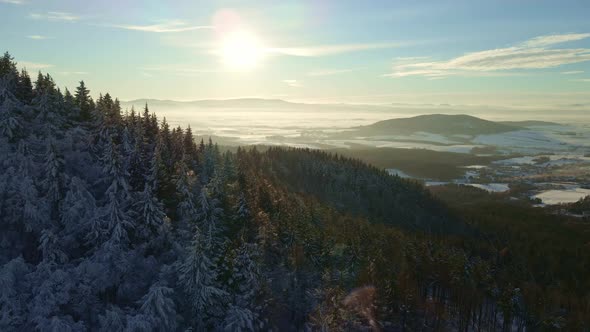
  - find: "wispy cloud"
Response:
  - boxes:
[307,68,356,76]
[268,42,404,57]
[27,35,52,40]
[573,78,590,82]
[29,11,80,22]
[523,33,590,47]
[562,70,584,75]
[18,61,54,71]
[283,79,302,87]
[386,33,590,78]
[58,71,88,76]
[140,64,224,77]
[109,20,212,33]
[1,0,26,4]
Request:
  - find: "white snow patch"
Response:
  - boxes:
[533,188,590,205]
[386,168,412,178]
[466,183,510,193]
[474,130,568,153]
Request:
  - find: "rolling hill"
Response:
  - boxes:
[352,114,520,136]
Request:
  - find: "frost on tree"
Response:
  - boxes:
[177,229,227,329]
[134,183,166,241]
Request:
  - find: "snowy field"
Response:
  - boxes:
[465,183,510,193]
[533,188,590,205]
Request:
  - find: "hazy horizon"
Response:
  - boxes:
[1,0,589,112]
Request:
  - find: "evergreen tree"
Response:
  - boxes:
[224,243,262,331]
[42,140,64,204]
[0,52,18,79]
[16,69,34,103]
[0,91,22,140]
[134,183,166,241]
[177,229,228,330]
[131,284,177,331]
[74,81,92,122]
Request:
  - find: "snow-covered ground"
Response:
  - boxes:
[465,183,510,193]
[358,132,462,145]
[533,188,590,205]
[473,130,570,153]
[386,168,413,178]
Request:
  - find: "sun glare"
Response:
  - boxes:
[220,30,265,71]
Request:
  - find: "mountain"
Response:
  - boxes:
[353,114,520,136]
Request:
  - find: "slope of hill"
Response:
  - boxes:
[498,120,562,127]
[354,114,520,136]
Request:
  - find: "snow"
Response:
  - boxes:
[386,168,412,178]
[494,156,537,165]
[533,188,590,205]
[465,183,510,193]
[463,165,487,169]
[358,132,461,145]
[474,130,568,153]
[494,154,590,166]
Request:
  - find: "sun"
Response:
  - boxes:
[220,30,265,71]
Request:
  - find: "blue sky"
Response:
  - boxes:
[1,0,589,108]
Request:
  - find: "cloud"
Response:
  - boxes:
[18,61,54,71]
[29,11,80,22]
[140,64,224,77]
[1,0,26,4]
[386,33,590,78]
[283,79,302,87]
[523,33,590,47]
[58,71,88,76]
[573,78,590,82]
[27,35,52,40]
[268,42,405,57]
[562,70,584,75]
[109,20,213,33]
[307,68,356,76]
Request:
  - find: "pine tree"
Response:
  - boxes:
[224,243,262,331]
[101,135,129,197]
[196,188,224,251]
[38,229,67,264]
[134,183,166,240]
[16,69,34,104]
[183,125,196,158]
[177,230,228,329]
[134,284,177,331]
[0,52,17,78]
[74,81,92,122]
[60,176,96,253]
[43,140,64,204]
[0,257,32,330]
[98,307,126,331]
[0,92,22,140]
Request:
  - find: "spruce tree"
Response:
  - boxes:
[74,81,92,122]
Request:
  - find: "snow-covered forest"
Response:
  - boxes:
[1,52,589,331]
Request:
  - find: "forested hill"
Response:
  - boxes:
[353,114,519,136]
[247,147,464,233]
[1,52,589,330]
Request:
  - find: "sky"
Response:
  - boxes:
[1,0,590,109]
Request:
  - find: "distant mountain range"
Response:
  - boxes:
[121,98,301,109]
